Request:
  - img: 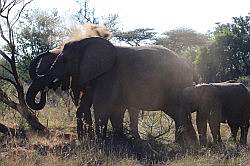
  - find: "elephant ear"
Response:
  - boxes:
[78,39,117,85]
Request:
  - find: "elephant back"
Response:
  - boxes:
[115,45,193,109]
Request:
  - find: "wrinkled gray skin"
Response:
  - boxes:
[26,37,197,144]
[182,82,250,145]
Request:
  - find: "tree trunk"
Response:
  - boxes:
[0,88,47,132]
[17,102,47,132]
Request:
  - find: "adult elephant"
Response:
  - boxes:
[182,82,250,145]
[26,37,197,144]
[27,51,95,139]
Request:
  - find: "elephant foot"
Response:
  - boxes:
[113,131,126,140]
[199,137,207,147]
[87,127,95,140]
[239,135,247,146]
[77,126,95,141]
[239,141,247,147]
[209,141,225,151]
[174,128,184,144]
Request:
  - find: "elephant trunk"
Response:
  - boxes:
[26,79,47,110]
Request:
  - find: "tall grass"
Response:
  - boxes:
[1,101,250,165]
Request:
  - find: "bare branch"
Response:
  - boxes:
[11,0,33,27]
[0,49,12,63]
[0,23,11,47]
[0,0,15,14]
[0,64,13,74]
[0,65,12,74]
[6,8,15,49]
[0,87,18,110]
[0,76,17,88]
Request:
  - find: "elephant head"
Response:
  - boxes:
[26,37,117,110]
[29,51,57,80]
[26,50,73,110]
[182,84,218,112]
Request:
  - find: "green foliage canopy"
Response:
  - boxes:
[197,14,250,82]
[155,28,208,54]
[115,28,157,46]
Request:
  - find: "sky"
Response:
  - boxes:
[33,0,250,34]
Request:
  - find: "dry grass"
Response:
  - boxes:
[1,103,250,165]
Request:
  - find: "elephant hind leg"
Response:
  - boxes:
[208,115,222,144]
[240,121,249,145]
[228,121,239,143]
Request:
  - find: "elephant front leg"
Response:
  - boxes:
[76,108,84,140]
[240,121,249,145]
[76,89,93,140]
[94,111,109,140]
[197,111,208,146]
[174,112,197,146]
[110,106,126,138]
[186,114,198,143]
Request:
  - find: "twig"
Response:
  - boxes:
[0,64,13,74]
[0,49,12,64]
[0,24,11,49]
[11,0,33,27]
[0,88,18,110]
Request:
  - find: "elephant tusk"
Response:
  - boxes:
[69,76,72,88]
[53,78,59,83]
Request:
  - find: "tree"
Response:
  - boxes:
[155,28,208,54]
[73,0,98,24]
[16,9,66,82]
[196,43,229,82]
[0,0,46,132]
[73,0,119,32]
[214,15,250,77]
[114,28,157,46]
[197,14,250,82]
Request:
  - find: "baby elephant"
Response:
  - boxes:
[182,82,250,145]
